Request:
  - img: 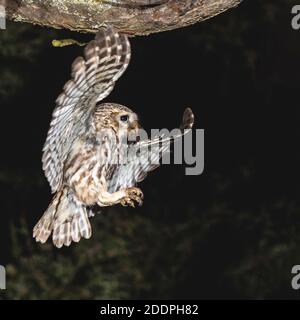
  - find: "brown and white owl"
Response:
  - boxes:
[33,26,194,248]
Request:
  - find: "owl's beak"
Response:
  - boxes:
[129,120,141,131]
[128,121,141,143]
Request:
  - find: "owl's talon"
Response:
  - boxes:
[132,194,143,206]
[122,187,143,207]
[121,198,135,207]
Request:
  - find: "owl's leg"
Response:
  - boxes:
[98,189,127,207]
[98,187,143,207]
[97,176,143,207]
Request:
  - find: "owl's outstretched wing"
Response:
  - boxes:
[108,108,194,193]
[42,26,131,193]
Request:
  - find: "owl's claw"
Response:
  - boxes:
[121,187,143,207]
[121,198,135,207]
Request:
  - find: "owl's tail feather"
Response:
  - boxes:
[33,188,92,248]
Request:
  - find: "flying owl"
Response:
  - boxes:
[33,26,194,248]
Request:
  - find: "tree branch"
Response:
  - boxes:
[4,0,243,35]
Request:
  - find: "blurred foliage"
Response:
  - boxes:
[3,173,300,299]
[0,22,56,100]
[0,0,300,299]
[4,209,194,299]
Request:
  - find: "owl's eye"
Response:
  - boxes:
[120,115,129,122]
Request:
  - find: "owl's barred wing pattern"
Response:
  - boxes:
[108,108,194,193]
[108,138,167,192]
[42,26,131,193]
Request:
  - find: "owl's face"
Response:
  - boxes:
[94,103,141,140]
[115,109,140,132]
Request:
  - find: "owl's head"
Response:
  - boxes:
[94,103,141,138]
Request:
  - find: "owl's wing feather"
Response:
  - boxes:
[108,108,194,193]
[42,26,131,193]
[108,134,180,193]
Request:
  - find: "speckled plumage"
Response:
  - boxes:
[33,26,194,248]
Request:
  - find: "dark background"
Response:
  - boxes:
[0,0,300,299]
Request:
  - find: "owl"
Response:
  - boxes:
[33,26,194,248]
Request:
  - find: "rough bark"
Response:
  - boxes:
[4,0,243,35]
